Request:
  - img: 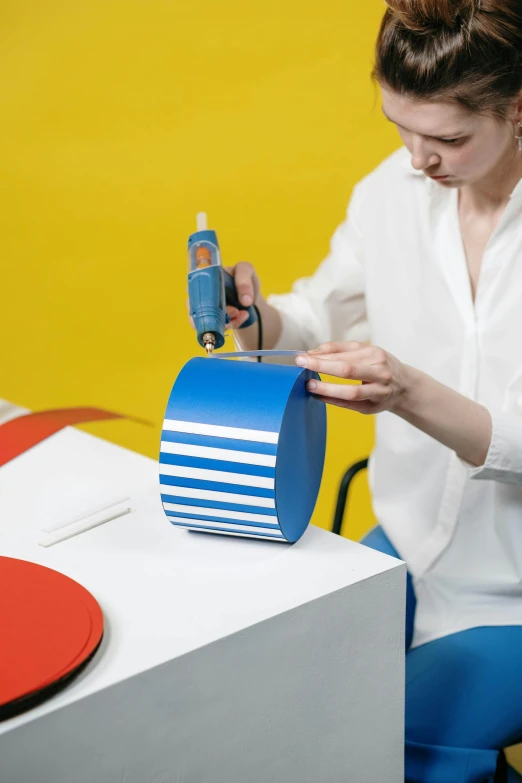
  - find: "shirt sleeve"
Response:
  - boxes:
[461,409,522,486]
[266,184,369,352]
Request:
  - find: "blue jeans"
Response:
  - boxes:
[362,525,522,783]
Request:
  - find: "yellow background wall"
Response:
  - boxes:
[6,5,522,770]
[0,0,401,541]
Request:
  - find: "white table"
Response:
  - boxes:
[0,406,405,782]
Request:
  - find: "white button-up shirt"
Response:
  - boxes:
[268,147,522,648]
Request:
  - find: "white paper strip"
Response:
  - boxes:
[159,484,275,508]
[163,502,277,525]
[210,350,306,359]
[38,504,132,547]
[160,441,276,467]
[158,463,274,489]
[42,496,131,533]
[167,516,284,537]
[195,528,287,542]
[163,418,278,444]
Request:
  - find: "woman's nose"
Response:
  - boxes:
[410,138,440,171]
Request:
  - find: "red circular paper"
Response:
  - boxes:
[0,557,103,711]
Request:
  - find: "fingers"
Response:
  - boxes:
[306,379,388,404]
[310,394,376,414]
[232,261,257,307]
[227,305,240,320]
[226,306,250,330]
[296,354,391,384]
[308,341,363,355]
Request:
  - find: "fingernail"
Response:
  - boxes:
[295,355,307,366]
[307,381,317,390]
[241,295,252,306]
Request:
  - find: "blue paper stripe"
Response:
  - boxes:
[159,453,276,479]
[165,357,301,433]
[161,494,277,516]
[171,521,285,539]
[165,512,281,530]
[161,429,278,456]
[159,475,275,499]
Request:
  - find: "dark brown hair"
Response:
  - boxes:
[374,0,522,118]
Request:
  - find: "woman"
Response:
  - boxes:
[225,0,522,781]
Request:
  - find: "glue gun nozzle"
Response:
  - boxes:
[202,333,216,356]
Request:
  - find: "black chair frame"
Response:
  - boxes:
[332,458,369,536]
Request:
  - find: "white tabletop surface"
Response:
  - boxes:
[0,408,399,736]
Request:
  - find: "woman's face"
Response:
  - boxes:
[380,86,520,188]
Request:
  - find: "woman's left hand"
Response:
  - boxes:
[295,341,409,415]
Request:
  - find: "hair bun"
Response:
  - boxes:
[385,0,477,32]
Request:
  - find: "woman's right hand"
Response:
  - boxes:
[223,261,261,329]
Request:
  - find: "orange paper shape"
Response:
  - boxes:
[0,407,124,467]
[0,557,104,718]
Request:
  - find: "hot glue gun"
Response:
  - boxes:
[188,212,258,355]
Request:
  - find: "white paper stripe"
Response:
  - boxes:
[163,502,278,525]
[160,484,275,508]
[211,350,305,359]
[163,419,278,444]
[160,441,276,468]
[159,463,274,489]
[167,516,284,537]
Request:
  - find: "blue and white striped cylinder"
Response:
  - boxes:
[159,357,327,543]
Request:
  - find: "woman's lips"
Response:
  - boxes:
[428,174,449,180]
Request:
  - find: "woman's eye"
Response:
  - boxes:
[441,137,466,146]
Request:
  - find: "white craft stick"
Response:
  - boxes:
[38,505,132,547]
[42,496,131,533]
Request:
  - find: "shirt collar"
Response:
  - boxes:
[509,177,522,201]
